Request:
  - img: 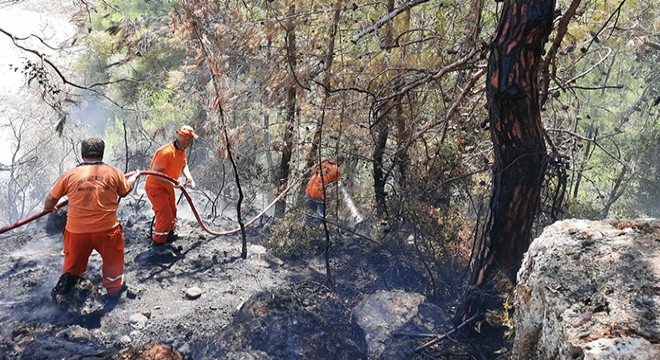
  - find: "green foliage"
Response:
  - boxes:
[541,0,660,220]
[62,0,657,230]
[563,197,602,220]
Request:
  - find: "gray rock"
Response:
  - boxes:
[119,335,131,345]
[259,253,284,267]
[177,342,191,355]
[129,313,149,329]
[185,286,203,299]
[513,219,660,360]
[225,351,273,360]
[63,325,91,340]
[352,290,425,358]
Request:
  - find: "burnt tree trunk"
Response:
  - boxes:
[461,0,554,320]
[274,4,297,218]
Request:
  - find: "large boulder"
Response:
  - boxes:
[352,291,426,358]
[513,219,660,360]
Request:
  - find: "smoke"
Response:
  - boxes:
[0,233,68,322]
[68,97,113,136]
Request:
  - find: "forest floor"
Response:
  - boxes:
[0,190,508,360]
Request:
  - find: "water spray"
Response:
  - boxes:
[338,181,363,225]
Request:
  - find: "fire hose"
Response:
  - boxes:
[0,170,298,236]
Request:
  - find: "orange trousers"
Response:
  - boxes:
[145,185,177,244]
[62,225,124,295]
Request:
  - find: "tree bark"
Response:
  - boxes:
[461,0,555,321]
[274,4,298,218]
[395,102,409,187]
[301,2,342,194]
[392,0,411,187]
[372,112,389,217]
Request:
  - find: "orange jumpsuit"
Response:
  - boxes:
[145,142,187,244]
[304,160,340,224]
[49,162,131,295]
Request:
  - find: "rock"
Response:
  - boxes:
[129,313,149,330]
[185,286,203,300]
[583,337,660,359]
[116,343,183,360]
[225,350,273,360]
[92,329,107,340]
[248,244,268,255]
[513,219,660,360]
[177,342,191,356]
[119,335,132,345]
[126,214,136,228]
[259,253,284,267]
[352,290,426,358]
[62,325,91,340]
[126,286,140,299]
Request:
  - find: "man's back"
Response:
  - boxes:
[49,163,129,233]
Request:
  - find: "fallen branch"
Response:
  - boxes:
[413,312,480,353]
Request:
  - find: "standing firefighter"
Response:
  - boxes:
[145,125,198,245]
[304,155,344,225]
[44,137,139,299]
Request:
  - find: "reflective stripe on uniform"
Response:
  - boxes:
[106,274,124,282]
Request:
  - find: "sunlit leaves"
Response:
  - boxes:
[67,0,658,220]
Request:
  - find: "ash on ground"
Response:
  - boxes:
[0,203,503,359]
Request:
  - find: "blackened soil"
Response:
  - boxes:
[0,207,508,359]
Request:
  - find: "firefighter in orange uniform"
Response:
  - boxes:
[304,155,344,225]
[44,137,139,298]
[145,125,198,245]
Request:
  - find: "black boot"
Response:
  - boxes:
[51,272,80,301]
[166,230,179,242]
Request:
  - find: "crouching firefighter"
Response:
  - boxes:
[44,137,139,299]
[304,155,344,225]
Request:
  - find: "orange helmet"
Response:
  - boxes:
[177,125,198,139]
